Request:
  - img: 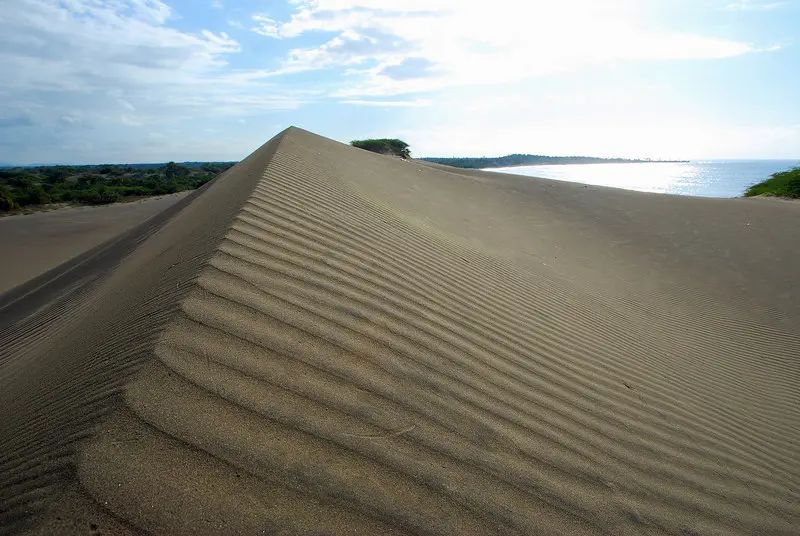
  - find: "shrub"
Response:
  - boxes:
[76,186,121,205]
[351,138,411,158]
[18,184,51,205]
[164,161,190,181]
[43,167,70,183]
[745,167,800,198]
[0,186,17,211]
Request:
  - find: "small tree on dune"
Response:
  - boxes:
[350,139,411,159]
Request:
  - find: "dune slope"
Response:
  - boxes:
[1,127,799,535]
[0,192,190,295]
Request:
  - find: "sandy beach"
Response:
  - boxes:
[1,127,798,535]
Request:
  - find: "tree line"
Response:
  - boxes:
[0,161,235,212]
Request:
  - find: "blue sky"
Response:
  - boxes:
[0,0,798,164]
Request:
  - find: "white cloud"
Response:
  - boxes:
[397,83,800,160]
[0,0,318,163]
[340,98,432,107]
[120,114,144,127]
[725,0,786,11]
[118,99,136,112]
[0,0,792,163]
[253,0,764,97]
[0,1,309,128]
[252,14,280,37]
[59,114,79,125]
[0,1,240,91]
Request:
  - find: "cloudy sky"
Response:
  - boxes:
[0,0,798,164]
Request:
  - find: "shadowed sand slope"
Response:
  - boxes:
[2,127,799,535]
[0,192,190,296]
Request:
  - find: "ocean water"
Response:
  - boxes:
[485,160,800,198]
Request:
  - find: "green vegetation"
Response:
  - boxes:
[0,161,235,212]
[351,139,411,158]
[745,167,800,198]
[422,154,684,168]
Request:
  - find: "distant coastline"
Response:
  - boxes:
[422,154,687,169]
[483,159,800,198]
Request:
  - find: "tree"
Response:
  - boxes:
[164,162,190,181]
[0,185,17,211]
[19,184,50,205]
[351,139,411,159]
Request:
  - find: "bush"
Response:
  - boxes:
[77,174,104,187]
[43,167,70,183]
[76,186,121,205]
[0,186,17,211]
[745,167,800,198]
[351,138,410,158]
[8,174,37,187]
[18,184,51,205]
[164,161,190,181]
[0,161,235,211]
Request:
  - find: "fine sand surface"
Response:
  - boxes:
[1,127,799,535]
[0,192,190,295]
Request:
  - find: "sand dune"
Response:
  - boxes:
[1,127,799,535]
[0,192,190,295]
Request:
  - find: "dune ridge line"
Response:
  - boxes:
[1,127,799,535]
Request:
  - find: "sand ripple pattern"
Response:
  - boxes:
[80,131,800,535]
[3,128,800,534]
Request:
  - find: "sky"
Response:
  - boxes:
[0,0,798,164]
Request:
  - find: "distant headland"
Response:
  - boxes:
[421,154,688,169]
[348,139,686,169]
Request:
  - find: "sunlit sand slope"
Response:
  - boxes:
[2,127,799,535]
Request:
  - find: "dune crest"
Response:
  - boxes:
[2,127,799,534]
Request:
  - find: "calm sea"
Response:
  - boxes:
[485,160,800,198]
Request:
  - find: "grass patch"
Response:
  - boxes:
[745,167,800,198]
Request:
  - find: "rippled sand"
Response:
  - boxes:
[1,127,799,535]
